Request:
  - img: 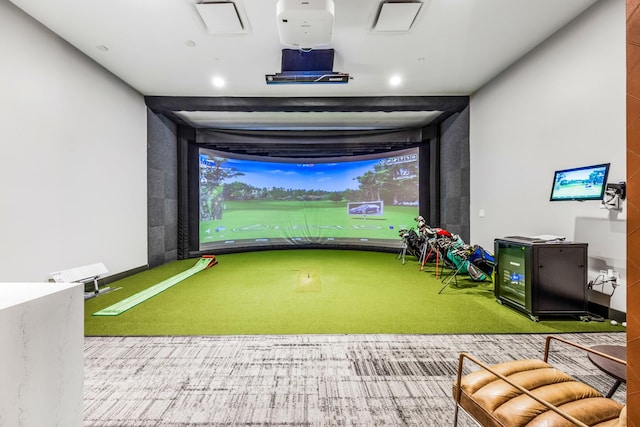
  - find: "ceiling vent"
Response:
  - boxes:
[276,0,335,49]
[373,1,422,32]
[195,1,248,34]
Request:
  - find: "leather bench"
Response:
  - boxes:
[452,335,626,427]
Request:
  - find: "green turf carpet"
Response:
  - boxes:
[84,249,624,336]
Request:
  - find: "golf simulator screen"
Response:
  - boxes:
[198,147,420,251]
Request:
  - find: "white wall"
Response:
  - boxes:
[0,1,147,281]
[469,0,626,313]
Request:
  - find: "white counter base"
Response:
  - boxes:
[0,282,83,427]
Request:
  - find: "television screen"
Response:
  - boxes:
[549,163,610,201]
[198,147,420,251]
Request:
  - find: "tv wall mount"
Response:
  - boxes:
[601,181,626,210]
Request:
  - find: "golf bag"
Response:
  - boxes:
[403,228,424,257]
[440,239,494,282]
[450,245,495,282]
[440,234,465,264]
[399,228,424,261]
[466,263,487,281]
[446,246,470,275]
[467,245,495,277]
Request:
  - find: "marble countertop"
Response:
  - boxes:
[0,282,81,310]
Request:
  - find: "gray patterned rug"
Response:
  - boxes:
[84,333,626,426]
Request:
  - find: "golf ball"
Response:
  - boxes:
[389,225,394,229]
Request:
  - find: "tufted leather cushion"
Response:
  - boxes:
[453,359,624,427]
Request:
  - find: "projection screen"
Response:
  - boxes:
[198,147,420,251]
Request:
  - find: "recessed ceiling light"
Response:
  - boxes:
[96,45,109,52]
[389,75,402,87]
[212,76,225,88]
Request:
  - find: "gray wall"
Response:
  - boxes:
[148,109,178,267]
[439,107,470,243]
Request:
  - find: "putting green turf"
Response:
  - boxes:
[84,249,624,336]
[93,257,216,316]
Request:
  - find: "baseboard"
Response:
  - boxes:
[587,301,626,322]
[587,301,609,319]
[609,307,626,323]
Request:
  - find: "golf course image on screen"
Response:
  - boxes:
[549,163,609,201]
[198,147,420,251]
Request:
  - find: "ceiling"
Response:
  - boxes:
[9,0,598,133]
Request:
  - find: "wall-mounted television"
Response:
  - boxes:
[197,147,420,252]
[549,163,610,201]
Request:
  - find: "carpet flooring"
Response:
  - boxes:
[84,332,626,426]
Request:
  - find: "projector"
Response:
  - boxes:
[276,0,335,49]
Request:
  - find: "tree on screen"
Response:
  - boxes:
[353,162,418,205]
[200,157,244,220]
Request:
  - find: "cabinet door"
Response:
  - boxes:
[535,246,586,313]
